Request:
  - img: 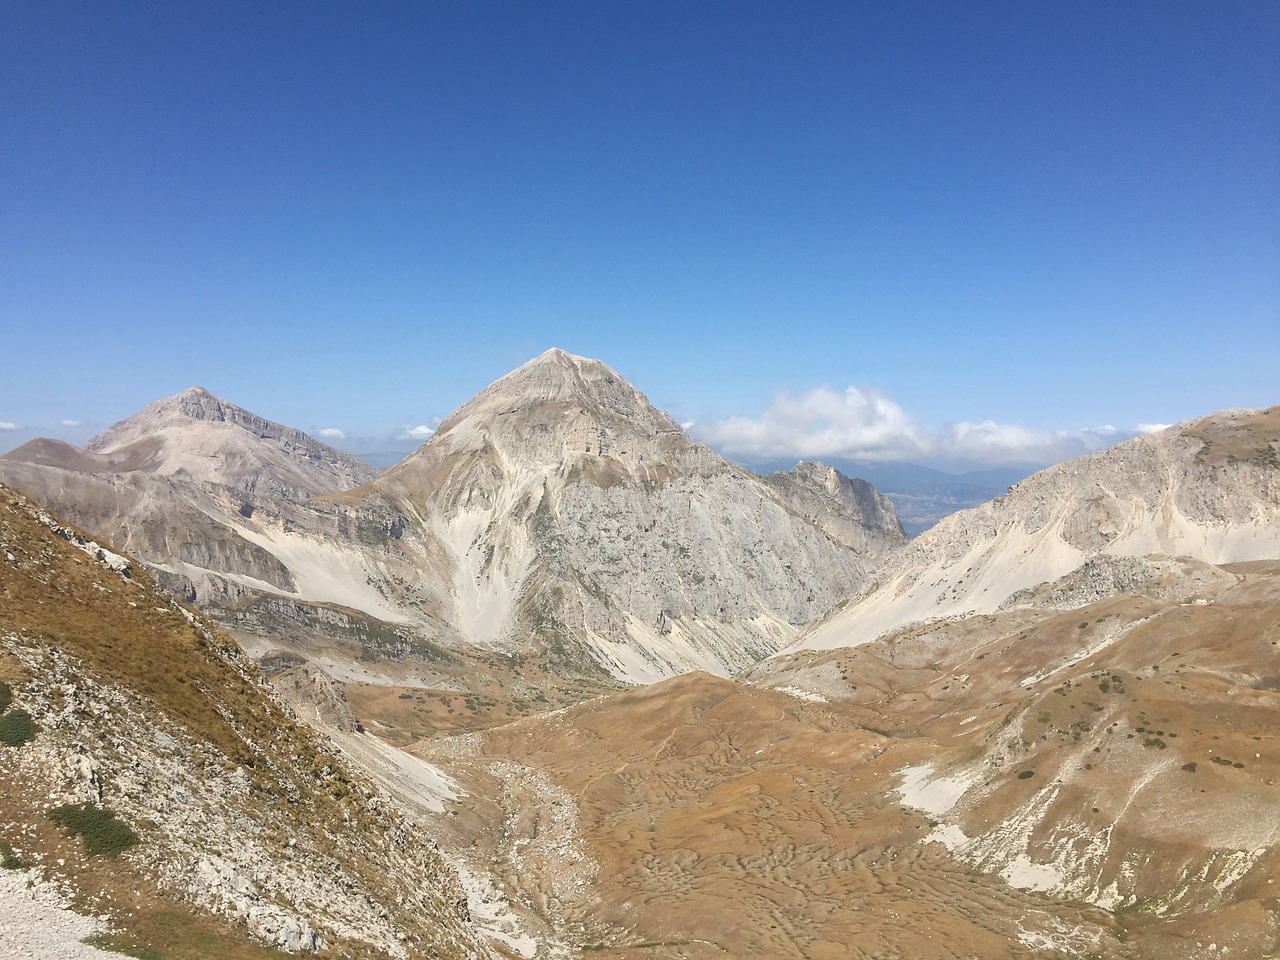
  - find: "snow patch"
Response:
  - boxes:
[1001,853,1063,892]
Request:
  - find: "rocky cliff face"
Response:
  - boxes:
[762,460,905,552]
[351,349,906,681]
[0,484,490,958]
[792,406,1280,651]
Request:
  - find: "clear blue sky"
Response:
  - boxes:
[2,1,1276,468]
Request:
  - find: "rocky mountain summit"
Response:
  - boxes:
[0,388,390,632]
[7,385,378,498]
[342,348,905,680]
[794,406,1280,651]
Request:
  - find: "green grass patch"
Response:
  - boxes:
[49,803,139,857]
[0,709,38,747]
[0,839,26,869]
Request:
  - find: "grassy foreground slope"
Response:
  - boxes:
[0,483,489,960]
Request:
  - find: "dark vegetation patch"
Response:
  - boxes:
[0,708,37,746]
[49,802,140,858]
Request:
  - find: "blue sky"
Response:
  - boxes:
[2,1,1276,469]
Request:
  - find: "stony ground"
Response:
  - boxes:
[0,868,119,960]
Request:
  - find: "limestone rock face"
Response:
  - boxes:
[762,460,905,554]
[792,406,1280,651]
[357,349,905,681]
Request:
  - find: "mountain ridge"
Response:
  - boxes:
[791,406,1280,652]
[1,352,906,684]
[343,348,905,680]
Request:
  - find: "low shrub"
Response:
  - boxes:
[0,709,37,747]
[0,680,12,712]
[1017,770,1035,780]
[49,803,139,857]
[0,839,25,869]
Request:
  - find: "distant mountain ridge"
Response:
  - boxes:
[0,351,906,683]
[791,406,1280,652]
[5,386,376,500]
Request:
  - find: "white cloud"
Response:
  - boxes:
[1136,422,1172,435]
[400,421,439,440]
[317,427,347,439]
[60,419,84,427]
[691,385,928,462]
[0,421,16,431]
[691,385,1139,467]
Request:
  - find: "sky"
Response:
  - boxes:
[2,1,1276,471]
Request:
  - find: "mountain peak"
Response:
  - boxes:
[498,347,628,400]
[424,349,659,448]
[78,388,376,497]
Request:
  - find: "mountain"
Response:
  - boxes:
[0,387,395,622]
[0,483,489,958]
[72,385,378,497]
[792,407,1280,652]
[383,401,1280,959]
[0,355,904,688]
[337,348,906,681]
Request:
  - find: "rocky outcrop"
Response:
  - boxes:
[762,460,905,553]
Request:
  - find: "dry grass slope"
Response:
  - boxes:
[0,483,488,959]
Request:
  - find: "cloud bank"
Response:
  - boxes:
[690,385,1145,468]
[0,421,17,431]
[317,427,347,439]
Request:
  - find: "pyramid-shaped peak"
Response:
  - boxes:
[167,386,237,419]
[514,347,623,381]
[387,346,715,487]
[456,348,640,418]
